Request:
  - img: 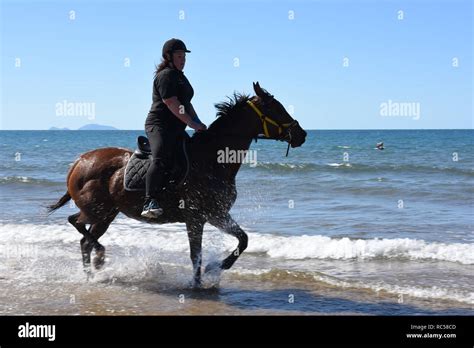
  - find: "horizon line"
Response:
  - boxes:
[1,128,473,131]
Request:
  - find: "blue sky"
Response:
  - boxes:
[1,0,472,130]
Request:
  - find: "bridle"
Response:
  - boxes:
[246,97,300,156]
[202,96,301,157]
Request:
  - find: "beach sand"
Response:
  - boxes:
[0,264,470,316]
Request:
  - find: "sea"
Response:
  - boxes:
[0,129,472,315]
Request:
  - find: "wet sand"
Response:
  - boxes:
[0,265,471,316]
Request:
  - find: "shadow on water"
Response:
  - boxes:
[223,288,473,315]
[90,266,472,315]
[150,286,472,315]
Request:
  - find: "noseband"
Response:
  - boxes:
[246,99,300,156]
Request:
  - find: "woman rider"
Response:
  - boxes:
[142,38,207,218]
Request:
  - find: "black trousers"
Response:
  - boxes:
[144,125,177,201]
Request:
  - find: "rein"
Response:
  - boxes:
[198,98,299,157]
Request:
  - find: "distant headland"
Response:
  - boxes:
[49,124,119,130]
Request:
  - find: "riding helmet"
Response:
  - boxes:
[162,38,191,60]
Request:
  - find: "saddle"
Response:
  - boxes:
[124,133,190,191]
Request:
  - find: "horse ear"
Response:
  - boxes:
[253,81,264,97]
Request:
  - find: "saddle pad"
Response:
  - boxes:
[124,153,151,191]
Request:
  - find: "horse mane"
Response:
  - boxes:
[213,87,272,122]
[191,92,253,145]
[214,92,251,118]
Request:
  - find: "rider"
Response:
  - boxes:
[142,38,207,218]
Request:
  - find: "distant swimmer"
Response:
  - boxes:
[376,142,384,150]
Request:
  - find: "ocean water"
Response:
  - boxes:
[0,129,472,315]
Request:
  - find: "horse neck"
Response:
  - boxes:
[218,133,254,180]
[194,105,260,181]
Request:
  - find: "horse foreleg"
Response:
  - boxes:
[68,212,115,273]
[206,214,248,273]
[185,218,205,288]
[89,214,117,270]
[79,236,93,274]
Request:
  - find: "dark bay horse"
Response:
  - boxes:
[48,82,307,287]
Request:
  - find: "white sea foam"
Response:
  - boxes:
[0,220,472,265]
[327,163,352,167]
[246,234,474,265]
[228,268,474,304]
[0,176,30,183]
[306,270,474,304]
[309,271,474,305]
[0,220,472,304]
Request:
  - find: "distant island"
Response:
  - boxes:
[78,124,118,130]
[48,124,119,130]
[49,127,70,130]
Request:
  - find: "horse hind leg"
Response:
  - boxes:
[88,214,117,270]
[68,212,114,273]
[68,212,97,274]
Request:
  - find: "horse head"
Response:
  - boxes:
[251,81,307,148]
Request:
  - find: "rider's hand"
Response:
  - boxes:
[191,122,207,132]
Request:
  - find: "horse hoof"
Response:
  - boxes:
[83,267,93,281]
[204,261,222,274]
[93,249,106,270]
[93,256,105,270]
[189,279,202,290]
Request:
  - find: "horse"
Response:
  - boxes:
[47,82,307,287]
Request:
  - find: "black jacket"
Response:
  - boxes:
[145,66,194,132]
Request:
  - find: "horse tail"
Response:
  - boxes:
[47,191,71,214]
[47,157,80,215]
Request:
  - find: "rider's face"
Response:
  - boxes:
[172,51,186,71]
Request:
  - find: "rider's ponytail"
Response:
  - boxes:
[154,58,171,78]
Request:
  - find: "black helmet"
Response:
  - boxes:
[162,38,191,59]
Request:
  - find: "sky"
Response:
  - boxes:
[0,0,472,130]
